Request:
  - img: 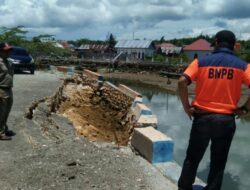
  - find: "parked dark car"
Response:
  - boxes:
[8,46,35,74]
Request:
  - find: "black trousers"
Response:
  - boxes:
[178,113,236,190]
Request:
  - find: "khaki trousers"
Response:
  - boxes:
[0,89,13,135]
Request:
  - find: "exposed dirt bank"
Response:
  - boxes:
[58,81,132,145]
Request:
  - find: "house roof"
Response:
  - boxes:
[58,41,70,49]
[162,47,183,55]
[53,42,64,49]
[78,44,109,51]
[157,43,175,48]
[91,44,109,50]
[78,44,90,50]
[115,40,153,49]
[183,39,214,51]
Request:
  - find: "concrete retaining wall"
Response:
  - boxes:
[81,70,174,165]
[118,84,142,99]
[102,81,133,111]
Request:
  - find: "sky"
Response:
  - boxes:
[1,0,250,41]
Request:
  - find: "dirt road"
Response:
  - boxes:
[0,71,177,190]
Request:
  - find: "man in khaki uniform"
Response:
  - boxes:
[0,42,15,140]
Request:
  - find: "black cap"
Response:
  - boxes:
[0,43,12,51]
[215,30,236,46]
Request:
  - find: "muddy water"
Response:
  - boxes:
[108,78,250,190]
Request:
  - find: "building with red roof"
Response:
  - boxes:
[234,42,241,51]
[184,39,214,59]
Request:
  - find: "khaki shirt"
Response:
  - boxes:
[0,57,13,98]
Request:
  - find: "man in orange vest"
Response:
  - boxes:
[178,30,250,190]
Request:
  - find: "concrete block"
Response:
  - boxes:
[104,81,120,91]
[137,115,157,128]
[49,65,56,71]
[131,127,174,164]
[67,67,74,73]
[67,67,75,75]
[104,82,133,98]
[134,103,152,120]
[131,96,143,109]
[57,66,68,73]
[84,69,104,81]
[118,84,142,99]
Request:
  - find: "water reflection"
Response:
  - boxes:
[107,77,250,190]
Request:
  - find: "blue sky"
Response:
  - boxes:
[1,0,250,41]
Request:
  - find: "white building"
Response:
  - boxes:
[40,37,55,43]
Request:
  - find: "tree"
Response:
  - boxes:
[243,40,250,49]
[160,36,165,43]
[75,38,96,47]
[106,33,116,48]
[0,26,27,45]
[0,26,72,58]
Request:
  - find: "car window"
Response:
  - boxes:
[11,48,29,56]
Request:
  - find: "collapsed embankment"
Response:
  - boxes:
[27,74,134,145]
[8,71,177,190]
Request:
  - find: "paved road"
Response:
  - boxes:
[0,71,177,190]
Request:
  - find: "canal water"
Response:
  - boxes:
[108,78,250,190]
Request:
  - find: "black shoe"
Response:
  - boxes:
[0,134,12,140]
[5,130,16,137]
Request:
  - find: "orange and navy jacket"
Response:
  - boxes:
[183,48,250,114]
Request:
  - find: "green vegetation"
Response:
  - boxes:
[74,38,106,47]
[0,27,118,60]
[154,34,215,47]
[70,32,116,48]
[2,26,250,63]
[0,26,71,59]
[154,34,250,63]
[106,33,117,49]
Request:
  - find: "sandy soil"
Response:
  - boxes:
[58,83,130,145]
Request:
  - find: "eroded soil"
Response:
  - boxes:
[58,83,130,145]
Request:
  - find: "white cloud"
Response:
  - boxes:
[202,0,225,15]
[27,27,62,35]
[0,0,250,40]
